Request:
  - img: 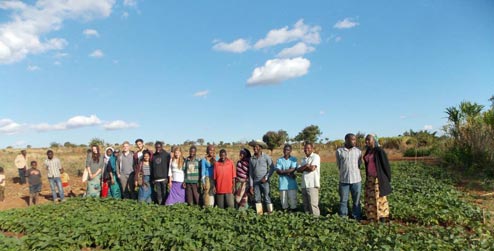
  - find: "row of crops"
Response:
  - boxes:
[0,162,493,250]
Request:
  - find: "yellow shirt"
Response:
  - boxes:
[61,173,70,183]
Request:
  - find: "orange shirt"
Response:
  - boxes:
[214,159,236,194]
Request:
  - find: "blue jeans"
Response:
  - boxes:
[48,177,64,201]
[339,182,362,219]
[254,181,271,204]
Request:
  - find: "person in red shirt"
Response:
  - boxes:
[213,149,236,209]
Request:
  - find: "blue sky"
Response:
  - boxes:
[1,0,493,148]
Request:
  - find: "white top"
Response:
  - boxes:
[15,154,27,169]
[44,158,62,178]
[0,174,5,187]
[301,152,321,189]
[168,159,184,182]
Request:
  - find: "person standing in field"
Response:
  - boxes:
[184,146,201,206]
[214,149,236,209]
[15,150,28,185]
[104,148,122,199]
[60,168,74,198]
[86,145,104,198]
[134,139,153,168]
[201,145,216,207]
[275,144,298,212]
[363,134,392,222]
[118,141,135,199]
[25,161,42,206]
[0,167,5,202]
[336,133,363,220]
[135,150,153,203]
[151,141,170,205]
[249,140,275,214]
[235,148,251,210]
[44,150,65,202]
[298,142,321,217]
[166,146,186,205]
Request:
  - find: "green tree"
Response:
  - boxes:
[50,142,61,148]
[262,130,288,152]
[197,138,205,146]
[294,125,322,144]
[89,138,105,146]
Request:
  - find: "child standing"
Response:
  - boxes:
[60,168,73,197]
[0,167,5,202]
[25,161,42,206]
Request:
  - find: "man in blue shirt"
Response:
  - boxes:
[275,144,298,211]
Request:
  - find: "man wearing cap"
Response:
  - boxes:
[249,140,275,214]
[15,150,28,184]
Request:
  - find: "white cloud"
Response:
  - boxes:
[212,39,250,53]
[13,140,26,148]
[54,61,61,65]
[319,110,325,115]
[103,120,139,130]
[277,42,315,58]
[89,49,104,58]
[123,0,138,7]
[247,57,310,85]
[193,90,209,97]
[0,118,24,135]
[121,11,129,19]
[423,125,433,130]
[54,52,69,58]
[254,19,321,49]
[32,115,101,132]
[0,0,115,64]
[27,65,40,71]
[334,18,359,29]
[83,29,99,37]
[334,36,342,42]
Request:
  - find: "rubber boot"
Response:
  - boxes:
[255,203,264,215]
[266,203,273,214]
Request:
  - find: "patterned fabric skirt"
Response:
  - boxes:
[165,181,185,205]
[109,174,122,199]
[235,179,249,209]
[86,174,101,198]
[365,177,389,221]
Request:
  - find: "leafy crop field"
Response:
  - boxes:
[0,162,493,250]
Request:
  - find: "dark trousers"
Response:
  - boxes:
[154,179,168,205]
[216,193,234,209]
[18,168,26,184]
[185,183,200,205]
[120,173,137,199]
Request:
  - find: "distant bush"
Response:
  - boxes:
[403,147,433,157]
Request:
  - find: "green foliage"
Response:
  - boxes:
[294,125,322,143]
[0,162,492,250]
[197,138,205,146]
[88,138,105,147]
[49,142,61,148]
[403,147,433,157]
[443,97,494,176]
[63,142,77,148]
[262,130,288,151]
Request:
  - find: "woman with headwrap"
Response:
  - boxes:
[104,147,122,199]
[235,148,251,210]
[363,134,392,222]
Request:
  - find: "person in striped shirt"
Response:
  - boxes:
[184,146,201,206]
[335,133,362,220]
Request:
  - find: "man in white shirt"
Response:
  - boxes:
[336,133,362,220]
[297,142,321,217]
[14,150,28,184]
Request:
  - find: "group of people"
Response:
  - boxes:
[4,133,392,221]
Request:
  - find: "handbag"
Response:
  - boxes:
[82,169,89,182]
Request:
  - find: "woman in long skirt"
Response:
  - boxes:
[235,148,251,210]
[363,134,392,222]
[86,145,104,197]
[165,146,186,205]
[136,150,153,203]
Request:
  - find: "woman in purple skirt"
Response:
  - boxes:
[165,146,186,205]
